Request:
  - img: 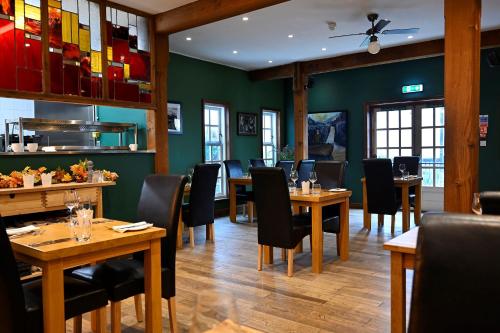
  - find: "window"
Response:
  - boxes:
[367,99,445,188]
[203,101,229,197]
[262,110,279,166]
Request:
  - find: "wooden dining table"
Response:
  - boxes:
[228,176,252,223]
[362,177,422,232]
[10,218,166,333]
[383,227,419,333]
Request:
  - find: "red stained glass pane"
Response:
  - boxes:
[81,76,90,97]
[63,43,80,61]
[25,19,42,36]
[17,68,42,92]
[0,0,14,16]
[80,53,91,77]
[91,77,102,99]
[49,7,62,49]
[129,52,150,81]
[50,52,63,94]
[112,38,129,63]
[25,38,42,70]
[140,92,151,104]
[63,64,79,95]
[15,29,25,68]
[108,80,114,99]
[0,19,16,90]
[115,81,138,102]
[107,65,123,81]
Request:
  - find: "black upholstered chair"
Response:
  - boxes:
[249,158,266,167]
[363,158,402,233]
[275,160,295,180]
[480,191,500,215]
[71,175,187,333]
[297,159,315,184]
[224,160,254,223]
[182,163,220,247]
[393,156,420,177]
[409,213,500,333]
[0,220,108,333]
[250,167,312,277]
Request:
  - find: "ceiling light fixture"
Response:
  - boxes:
[407,35,414,39]
[321,47,327,51]
[367,35,381,55]
[288,34,294,38]
[268,60,273,64]
[186,37,192,41]
[233,50,238,54]
[242,16,249,21]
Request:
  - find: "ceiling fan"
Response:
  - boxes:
[329,13,420,54]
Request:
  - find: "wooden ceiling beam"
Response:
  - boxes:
[155,0,289,34]
[248,63,295,81]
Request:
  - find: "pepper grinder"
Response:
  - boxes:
[87,160,94,183]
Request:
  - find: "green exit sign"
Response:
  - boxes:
[402,84,423,94]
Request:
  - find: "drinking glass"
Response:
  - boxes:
[399,163,406,178]
[312,183,321,195]
[74,207,93,242]
[288,180,296,194]
[472,193,482,215]
[403,171,410,180]
[63,190,79,223]
[187,168,194,185]
[290,170,299,188]
[309,171,317,185]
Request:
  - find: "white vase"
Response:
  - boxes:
[41,173,53,187]
[23,174,35,188]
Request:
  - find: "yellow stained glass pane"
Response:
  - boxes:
[123,64,130,79]
[107,47,113,61]
[62,11,72,43]
[91,51,102,73]
[80,28,90,52]
[71,13,78,44]
[25,5,40,20]
[48,0,61,8]
[15,0,24,29]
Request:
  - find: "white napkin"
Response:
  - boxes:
[328,188,347,192]
[7,225,39,236]
[112,221,152,233]
[301,181,310,194]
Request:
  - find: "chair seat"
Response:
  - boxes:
[323,216,340,233]
[22,276,109,320]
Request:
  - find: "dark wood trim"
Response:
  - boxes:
[249,64,294,81]
[154,33,170,174]
[155,0,290,34]
[260,108,281,161]
[41,0,50,93]
[201,99,231,161]
[293,63,308,163]
[99,1,109,100]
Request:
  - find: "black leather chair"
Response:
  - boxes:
[224,160,254,223]
[250,167,312,277]
[249,158,266,167]
[297,159,315,184]
[275,160,295,180]
[363,158,402,233]
[0,220,108,333]
[480,191,500,215]
[409,213,500,333]
[182,163,220,247]
[71,175,187,333]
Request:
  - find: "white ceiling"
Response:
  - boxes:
[111,0,196,14]
[169,0,500,71]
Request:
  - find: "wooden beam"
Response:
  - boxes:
[293,63,308,162]
[155,0,289,34]
[249,64,294,81]
[444,0,481,212]
[154,33,170,174]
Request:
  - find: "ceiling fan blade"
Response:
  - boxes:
[382,28,420,35]
[360,36,370,47]
[329,32,366,39]
[373,19,391,33]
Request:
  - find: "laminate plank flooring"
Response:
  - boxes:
[67,209,415,332]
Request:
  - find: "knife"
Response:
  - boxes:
[28,238,73,248]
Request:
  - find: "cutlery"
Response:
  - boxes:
[111,222,148,230]
[9,229,45,239]
[28,237,72,248]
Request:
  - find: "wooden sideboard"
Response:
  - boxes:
[0,182,115,218]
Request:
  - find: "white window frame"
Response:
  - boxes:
[261,109,279,167]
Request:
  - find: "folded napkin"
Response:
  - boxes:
[328,188,347,192]
[7,225,40,236]
[111,221,152,233]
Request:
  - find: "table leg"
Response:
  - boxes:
[144,239,162,333]
[42,261,65,333]
[263,246,273,264]
[414,183,422,225]
[291,203,303,253]
[362,180,370,230]
[311,203,323,273]
[95,187,103,218]
[229,182,237,223]
[390,252,406,333]
[339,198,350,261]
[402,184,410,232]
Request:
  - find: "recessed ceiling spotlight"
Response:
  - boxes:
[233,50,238,54]
[186,37,192,41]
[288,34,294,38]
[242,16,249,21]
[408,35,414,39]
[321,47,327,51]
[268,60,273,64]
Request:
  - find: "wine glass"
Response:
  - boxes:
[290,170,299,188]
[309,171,317,185]
[187,168,194,185]
[472,193,482,215]
[399,163,406,178]
[63,190,79,222]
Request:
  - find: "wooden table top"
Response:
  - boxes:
[10,218,166,262]
[228,177,252,184]
[0,181,116,195]
[290,189,352,202]
[383,227,419,254]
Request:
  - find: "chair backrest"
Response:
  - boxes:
[275,160,295,180]
[187,163,220,227]
[136,175,187,271]
[297,159,315,183]
[0,220,28,333]
[409,213,500,333]
[249,158,266,168]
[393,156,420,176]
[223,160,244,178]
[480,191,500,215]
[250,167,294,248]
[363,158,398,215]
[314,161,347,189]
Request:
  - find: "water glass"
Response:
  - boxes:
[403,171,410,180]
[92,170,103,183]
[288,180,296,194]
[399,163,406,178]
[472,192,482,215]
[74,208,93,242]
[312,183,321,195]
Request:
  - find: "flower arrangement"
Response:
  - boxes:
[70,160,89,183]
[53,167,73,183]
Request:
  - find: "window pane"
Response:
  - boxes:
[377,149,387,158]
[210,110,219,126]
[376,130,387,148]
[401,129,412,147]
[266,146,273,157]
[210,127,219,142]
[401,149,412,156]
[205,146,211,161]
[388,149,399,161]
[422,108,434,127]
[262,147,267,158]
[401,109,412,128]
[388,111,399,128]
[422,148,434,164]
[422,128,433,147]
[422,168,433,186]
[388,129,399,147]
[204,109,209,123]
[435,148,445,164]
[215,179,222,195]
[263,114,271,128]
[435,168,444,187]
[211,146,221,161]
[435,128,445,146]
[435,107,445,126]
[263,129,272,143]
[376,111,387,129]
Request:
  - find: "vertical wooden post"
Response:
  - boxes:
[40,0,50,93]
[443,0,481,212]
[293,62,308,163]
[154,33,170,174]
[99,1,109,100]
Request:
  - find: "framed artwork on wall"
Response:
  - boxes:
[168,102,182,134]
[308,110,348,161]
[237,112,257,136]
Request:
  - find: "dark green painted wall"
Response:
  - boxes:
[168,53,286,175]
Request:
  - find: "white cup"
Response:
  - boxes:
[41,173,53,187]
[27,143,38,152]
[11,143,23,153]
[129,143,138,151]
[22,174,35,188]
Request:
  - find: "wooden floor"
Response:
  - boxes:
[69,209,415,332]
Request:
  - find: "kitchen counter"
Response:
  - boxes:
[0,150,155,156]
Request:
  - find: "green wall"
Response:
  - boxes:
[97,106,148,149]
[168,53,286,175]
[286,48,500,204]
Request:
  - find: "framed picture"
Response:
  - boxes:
[237,112,257,136]
[168,102,182,134]
[308,111,348,161]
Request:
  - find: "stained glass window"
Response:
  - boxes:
[106,6,151,104]
[49,0,102,98]
[0,0,43,92]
